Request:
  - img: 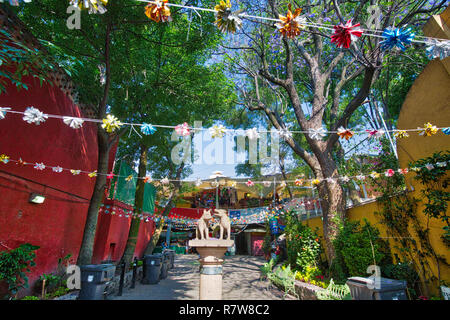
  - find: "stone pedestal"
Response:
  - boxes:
[189,239,234,300]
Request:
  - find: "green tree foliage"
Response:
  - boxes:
[0,243,39,299]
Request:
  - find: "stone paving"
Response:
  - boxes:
[111,254,294,300]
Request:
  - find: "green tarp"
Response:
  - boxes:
[108,161,156,213]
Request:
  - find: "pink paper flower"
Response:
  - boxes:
[398,168,408,175]
[331,19,363,49]
[385,169,395,177]
[175,122,190,136]
[246,180,254,187]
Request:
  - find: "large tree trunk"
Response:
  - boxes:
[314,153,346,263]
[120,144,148,267]
[76,23,112,266]
[77,130,110,265]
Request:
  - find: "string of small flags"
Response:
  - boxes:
[2,107,449,141]
[98,202,198,226]
[1,153,448,187]
[136,0,450,60]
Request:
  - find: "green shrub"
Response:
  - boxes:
[332,218,389,280]
[0,243,39,299]
[284,211,322,272]
[21,296,40,300]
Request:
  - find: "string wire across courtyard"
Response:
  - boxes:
[0,0,449,311]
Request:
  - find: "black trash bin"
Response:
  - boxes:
[78,264,116,300]
[142,254,162,284]
[164,249,175,269]
[346,276,408,300]
[160,252,170,279]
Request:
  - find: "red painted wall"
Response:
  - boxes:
[0,76,98,295]
[92,200,155,264]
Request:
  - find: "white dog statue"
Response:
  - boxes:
[196,209,212,240]
[213,209,231,240]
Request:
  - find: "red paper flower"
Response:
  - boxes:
[331,19,363,49]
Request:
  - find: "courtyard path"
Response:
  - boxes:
[112,254,293,300]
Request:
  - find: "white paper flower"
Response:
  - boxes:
[52,166,63,173]
[34,162,45,170]
[425,164,434,170]
[263,181,272,187]
[356,175,366,181]
[23,107,48,125]
[0,107,11,120]
[63,116,84,129]
[209,125,227,138]
[245,128,260,140]
[340,176,350,183]
[436,161,447,168]
[326,177,335,184]
[161,177,170,185]
[195,178,202,187]
[309,127,327,140]
[278,128,292,140]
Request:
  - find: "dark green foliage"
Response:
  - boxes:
[331,218,389,282]
[382,262,420,298]
[0,243,39,299]
[411,151,450,233]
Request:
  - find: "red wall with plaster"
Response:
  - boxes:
[0,77,155,296]
[0,77,98,294]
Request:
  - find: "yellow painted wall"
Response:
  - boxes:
[299,9,450,296]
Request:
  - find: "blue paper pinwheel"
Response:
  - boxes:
[141,123,156,135]
[380,27,415,51]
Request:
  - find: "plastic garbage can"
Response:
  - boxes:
[142,254,162,284]
[164,249,175,269]
[160,252,170,279]
[78,264,116,300]
[346,276,408,300]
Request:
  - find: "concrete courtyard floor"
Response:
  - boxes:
[111,254,295,300]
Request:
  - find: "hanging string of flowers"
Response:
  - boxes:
[1,153,447,187]
[136,0,450,60]
[1,107,449,140]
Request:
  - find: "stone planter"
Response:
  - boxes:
[293,280,323,300]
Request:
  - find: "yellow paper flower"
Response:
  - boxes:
[102,114,123,133]
[70,169,81,175]
[394,130,409,139]
[311,179,320,185]
[419,122,439,137]
[276,5,305,38]
[88,171,97,178]
[370,171,380,179]
[145,0,172,23]
[0,154,9,164]
[125,175,133,182]
[214,0,243,34]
